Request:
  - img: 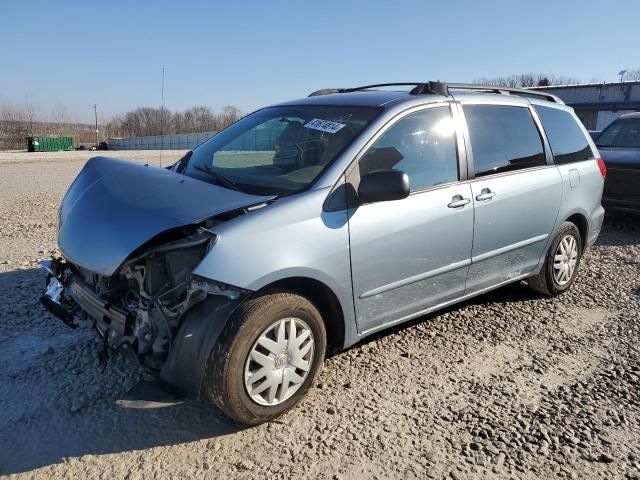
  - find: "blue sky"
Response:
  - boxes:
[1,0,638,123]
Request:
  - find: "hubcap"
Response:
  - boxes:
[244,317,315,406]
[553,234,579,286]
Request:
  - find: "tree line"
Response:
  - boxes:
[104,105,243,138]
[473,73,581,88]
[621,69,640,81]
[3,69,640,150]
[0,103,100,150]
[0,103,244,150]
[473,69,640,88]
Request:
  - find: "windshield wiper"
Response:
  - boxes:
[192,164,242,191]
[174,150,192,173]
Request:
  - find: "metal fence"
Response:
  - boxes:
[108,125,288,151]
[107,132,217,150]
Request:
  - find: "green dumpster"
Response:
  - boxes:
[26,136,74,152]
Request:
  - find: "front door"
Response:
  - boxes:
[348,105,474,333]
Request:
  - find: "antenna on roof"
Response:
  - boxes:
[160,67,165,167]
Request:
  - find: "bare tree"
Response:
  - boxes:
[105,104,244,138]
[219,105,243,128]
[623,69,640,81]
[0,102,244,149]
[0,101,101,149]
[181,105,216,132]
[0,103,31,149]
[473,73,581,88]
[51,104,68,128]
[24,102,37,136]
[109,107,168,137]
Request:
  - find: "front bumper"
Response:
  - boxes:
[39,257,249,397]
[38,259,132,344]
[40,276,78,329]
[39,259,80,328]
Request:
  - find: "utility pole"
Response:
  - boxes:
[160,67,165,167]
[93,104,99,147]
[618,69,627,83]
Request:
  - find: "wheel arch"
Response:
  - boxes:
[564,212,589,250]
[256,276,346,353]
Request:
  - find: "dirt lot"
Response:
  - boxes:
[0,151,639,479]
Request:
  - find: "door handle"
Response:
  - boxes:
[447,195,471,208]
[475,188,496,201]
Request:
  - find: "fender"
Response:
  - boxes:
[159,294,248,399]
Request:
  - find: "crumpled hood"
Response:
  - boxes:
[600,148,640,171]
[58,156,272,276]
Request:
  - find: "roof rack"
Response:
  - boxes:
[308,81,564,104]
[308,82,448,97]
[444,83,564,104]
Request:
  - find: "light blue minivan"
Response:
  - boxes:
[41,82,605,424]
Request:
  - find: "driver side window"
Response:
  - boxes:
[359,107,459,191]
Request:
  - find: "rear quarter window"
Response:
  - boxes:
[534,105,593,164]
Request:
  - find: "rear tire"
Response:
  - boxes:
[528,221,582,296]
[203,291,326,425]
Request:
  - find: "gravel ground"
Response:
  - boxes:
[0,151,638,479]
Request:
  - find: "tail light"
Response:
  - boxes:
[596,158,607,179]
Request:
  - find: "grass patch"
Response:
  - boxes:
[213,150,275,168]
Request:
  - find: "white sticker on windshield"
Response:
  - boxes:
[304,118,346,134]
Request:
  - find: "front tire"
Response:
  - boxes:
[204,291,326,425]
[528,221,583,296]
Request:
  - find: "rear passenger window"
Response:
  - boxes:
[359,107,459,191]
[534,105,593,164]
[463,105,546,177]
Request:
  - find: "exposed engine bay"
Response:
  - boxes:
[40,223,246,369]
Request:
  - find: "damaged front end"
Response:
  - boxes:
[38,155,274,397]
[40,226,247,371]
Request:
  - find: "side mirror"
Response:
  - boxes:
[357,169,410,204]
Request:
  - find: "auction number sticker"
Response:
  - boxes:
[304,118,346,134]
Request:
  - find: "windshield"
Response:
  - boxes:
[596,118,640,148]
[182,105,380,195]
